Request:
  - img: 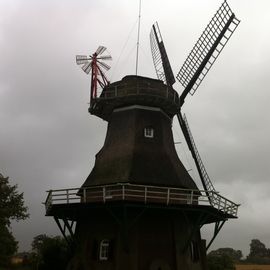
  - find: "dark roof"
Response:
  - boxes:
[82,107,198,190]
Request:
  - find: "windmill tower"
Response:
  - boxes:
[45,1,240,270]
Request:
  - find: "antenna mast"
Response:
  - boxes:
[135,0,142,75]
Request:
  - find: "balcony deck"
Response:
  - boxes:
[45,183,239,223]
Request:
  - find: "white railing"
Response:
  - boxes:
[45,183,239,217]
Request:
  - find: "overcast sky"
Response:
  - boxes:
[0,0,270,257]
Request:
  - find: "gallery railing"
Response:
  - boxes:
[98,84,180,105]
[45,183,239,217]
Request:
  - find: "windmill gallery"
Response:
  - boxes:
[44,1,240,269]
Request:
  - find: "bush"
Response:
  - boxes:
[207,254,235,270]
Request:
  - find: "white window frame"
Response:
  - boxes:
[144,127,154,138]
[99,239,110,261]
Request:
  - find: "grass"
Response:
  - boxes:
[235,265,270,270]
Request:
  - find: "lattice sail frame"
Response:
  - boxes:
[150,22,175,87]
[182,114,215,192]
[177,0,240,97]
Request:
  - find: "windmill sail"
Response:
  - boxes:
[177,0,240,105]
[177,113,216,203]
[81,62,92,74]
[150,22,175,87]
[96,46,106,55]
[76,55,89,65]
[76,45,111,104]
[98,55,112,61]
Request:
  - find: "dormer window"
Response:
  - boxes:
[144,127,154,138]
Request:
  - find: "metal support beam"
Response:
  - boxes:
[54,217,73,246]
[63,217,75,239]
[206,220,226,251]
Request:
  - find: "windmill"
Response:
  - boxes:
[76,46,112,105]
[45,1,240,269]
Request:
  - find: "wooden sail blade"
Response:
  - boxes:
[150,22,175,87]
[177,112,216,204]
[177,0,240,106]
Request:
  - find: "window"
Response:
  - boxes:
[99,239,110,261]
[144,127,154,138]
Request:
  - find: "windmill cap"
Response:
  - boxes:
[89,75,181,121]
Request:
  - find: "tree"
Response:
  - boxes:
[0,173,29,225]
[208,248,243,262]
[0,173,29,266]
[247,239,270,264]
[0,224,18,265]
[249,239,268,257]
[31,234,70,270]
[32,234,49,253]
